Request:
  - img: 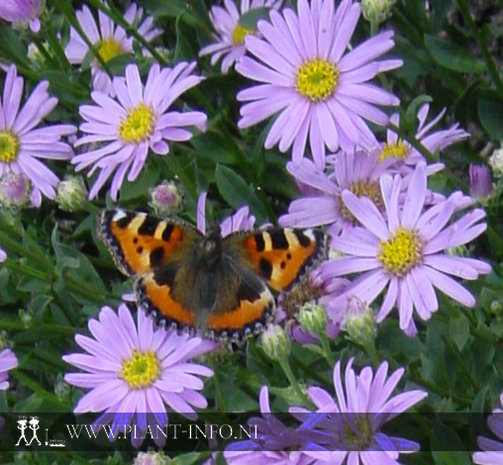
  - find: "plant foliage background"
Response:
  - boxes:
[0,0,503,464]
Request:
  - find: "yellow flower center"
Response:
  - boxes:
[343,415,374,449]
[378,139,409,161]
[339,180,384,224]
[120,350,160,389]
[118,103,155,144]
[97,37,124,63]
[231,23,254,45]
[296,59,338,101]
[378,227,423,277]
[0,131,20,164]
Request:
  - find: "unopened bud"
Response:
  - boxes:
[260,325,291,361]
[149,181,182,216]
[54,374,70,400]
[342,297,376,347]
[469,164,493,200]
[489,144,503,178]
[296,302,327,338]
[133,451,171,465]
[490,300,503,316]
[361,0,396,26]
[0,172,31,208]
[56,176,87,212]
[18,309,33,329]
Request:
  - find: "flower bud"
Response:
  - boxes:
[296,302,327,338]
[0,172,31,208]
[469,164,493,200]
[489,144,503,178]
[0,0,43,33]
[260,325,291,361]
[490,300,503,316]
[54,374,70,401]
[133,451,171,465]
[56,176,88,212]
[149,181,182,216]
[361,0,396,26]
[342,297,376,347]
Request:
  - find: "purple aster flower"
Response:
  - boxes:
[0,247,6,262]
[0,172,31,207]
[196,191,256,236]
[0,348,18,390]
[65,2,161,96]
[72,63,207,200]
[225,385,317,464]
[473,393,503,464]
[379,103,468,170]
[199,0,282,74]
[0,65,76,207]
[236,0,402,169]
[279,151,443,239]
[63,304,214,446]
[321,162,492,336]
[290,359,427,463]
[0,0,41,33]
[470,164,493,201]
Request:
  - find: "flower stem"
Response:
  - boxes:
[318,332,335,367]
[277,356,309,405]
[455,0,503,97]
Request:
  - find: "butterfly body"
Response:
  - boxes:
[99,209,327,341]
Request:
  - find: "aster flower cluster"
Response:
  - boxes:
[226,359,427,464]
[0,0,499,462]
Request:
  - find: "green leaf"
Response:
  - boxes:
[478,96,503,141]
[449,314,470,351]
[239,7,270,29]
[215,164,268,223]
[424,34,486,73]
[106,53,135,75]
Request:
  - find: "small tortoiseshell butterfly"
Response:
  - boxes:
[98,209,328,341]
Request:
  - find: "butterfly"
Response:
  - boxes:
[98,208,328,341]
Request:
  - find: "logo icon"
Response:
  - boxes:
[15,416,41,446]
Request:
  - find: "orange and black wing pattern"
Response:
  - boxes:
[98,209,200,276]
[136,260,274,341]
[233,228,328,291]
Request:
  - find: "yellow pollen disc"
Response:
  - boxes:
[343,415,374,449]
[231,23,254,45]
[97,37,124,63]
[120,350,160,389]
[296,59,338,101]
[339,180,383,224]
[378,227,423,277]
[0,131,20,164]
[118,103,155,144]
[378,139,410,161]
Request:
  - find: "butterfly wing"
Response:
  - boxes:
[227,228,328,291]
[136,255,274,340]
[98,209,202,276]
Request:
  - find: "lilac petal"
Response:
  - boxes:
[376,277,398,322]
[423,266,476,307]
[329,3,360,62]
[401,163,426,228]
[398,282,413,331]
[74,380,128,413]
[259,385,271,413]
[279,197,338,228]
[197,191,207,234]
[307,386,334,410]
[326,256,380,276]
[341,191,389,240]
[424,255,479,280]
